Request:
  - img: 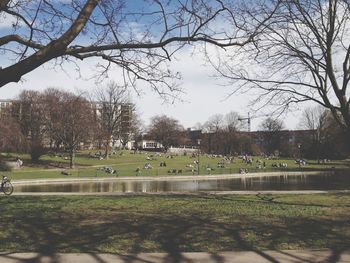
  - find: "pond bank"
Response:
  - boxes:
[9,189,350,196]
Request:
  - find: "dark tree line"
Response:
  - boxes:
[0,89,94,167]
[200,112,249,155]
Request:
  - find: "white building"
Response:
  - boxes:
[137,139,163,150]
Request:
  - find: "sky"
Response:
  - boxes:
[0,0,309,131]
[0,46,305,131]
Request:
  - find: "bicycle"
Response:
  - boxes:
[1,175,13,196]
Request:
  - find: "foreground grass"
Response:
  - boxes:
[0,194,349,254]
[3,151,350,180]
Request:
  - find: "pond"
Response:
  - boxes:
[13,172,350,193]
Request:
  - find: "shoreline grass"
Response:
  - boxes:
[0,193,349,254]
[2,151,350,180]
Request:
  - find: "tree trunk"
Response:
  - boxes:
[30,139,44,162]
[69,148,75,169]
[104,136,110,159]
[346,128,350,156]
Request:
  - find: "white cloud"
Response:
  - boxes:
[0,16,15,29]
[0,13,24,29]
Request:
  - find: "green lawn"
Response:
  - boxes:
[2,151,350,180]
[0,194,349,253]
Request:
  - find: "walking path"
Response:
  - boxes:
[0,249,349,263]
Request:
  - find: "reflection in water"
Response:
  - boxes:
[14,172,350,193]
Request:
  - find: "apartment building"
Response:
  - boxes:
[0,99,135,150]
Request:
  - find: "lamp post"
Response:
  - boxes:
[297,143,302,169]
[197,139,201,175]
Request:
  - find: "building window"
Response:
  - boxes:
[145,142,157,148]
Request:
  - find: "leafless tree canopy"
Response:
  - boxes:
[300,106,328,132]
[148,115,184,150]
[204,111,242,132]
[201,111,245,155]
[212,0,350,134]
[95,81,131,156]
[0,0,271,95]
[49,90,93,168]
[299,106,349,158]
[0,113,24,153]
[204,114,224,133]
[259,117,285,155]
[260,117,284,132]
[15,90,47,161]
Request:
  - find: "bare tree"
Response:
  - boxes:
[50,92,93,168]
[204,114,224,133]
[202,112,242,154]
[203,114,224,153]
[225,111,243,132]
[41,88,67,150]
[300,107,348,158]
[0,0,271,94]
[0,113,25,153]
[95,81,130,157]
[300,107,328,146]
[212,0,350,145]
[222,111,243,154]
[148,115,184,151]
[300,107,327,132]
[130,112,145,151]
[259,117,285,155]
[14,90,46,161]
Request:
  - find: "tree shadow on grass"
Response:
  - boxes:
[0,195,349,262]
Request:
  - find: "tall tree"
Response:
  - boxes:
[148,115,184,151]
[259,118,284,155]
[0,0,270,90]
[14,90,46,161]
[41,88,66,150]
[202,112,243,155]
[221,111,242,155]
[300,107,328,150]
[204,114,224,133]
[95,82,130,156]
[300,107,348,158]
[203,114,224,153]
[129,110,144,151]
[213,0,350,147]
[50,92,93,168]
[0,113,24,153]
[300,107,327,134]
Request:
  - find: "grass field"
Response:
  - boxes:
[0,194,349,253]
[2,151,350,180]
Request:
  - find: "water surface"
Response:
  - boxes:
[14,172,350,193]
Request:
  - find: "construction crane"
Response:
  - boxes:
[238,112,274,132]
